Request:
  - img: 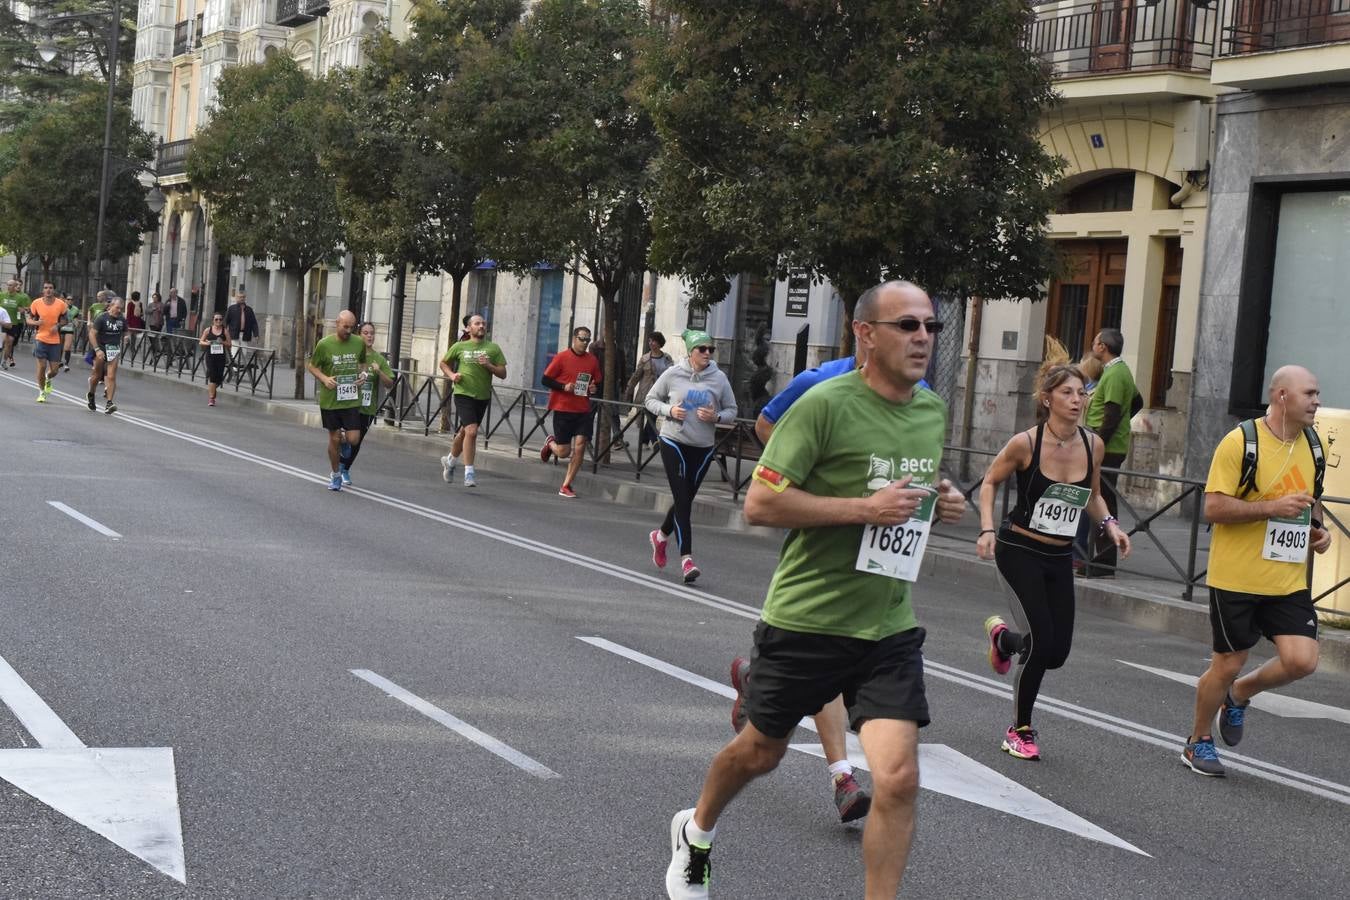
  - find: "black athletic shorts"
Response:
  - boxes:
[454,394,490,427]
[552,409,594,445]
[360,412,375,435]
[205,358,227,385]
[743,622,930,739]
[1209,586,1319,653]
[321,407,364,433]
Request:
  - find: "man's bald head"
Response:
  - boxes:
[1267,365,1320,430]
[336,309,357,339]
[854,280,927,326]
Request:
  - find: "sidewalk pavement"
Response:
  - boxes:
[119,363,1350,674]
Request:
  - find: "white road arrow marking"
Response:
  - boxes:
[0,654,185,883]
[789,742,1147,856]
[1118,660,1350,725]
[579,637,1147,855]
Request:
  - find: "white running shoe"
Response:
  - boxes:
[665,808,711,899]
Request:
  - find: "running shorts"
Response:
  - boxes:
[454,395,490,427]
[320,407,364,433]
[1209,587,1318,653]
[742,623,930,739]
[552,409,594,445]
[33,342,61,362]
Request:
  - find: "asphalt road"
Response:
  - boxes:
[1,366,1347,899]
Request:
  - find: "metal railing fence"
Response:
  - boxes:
[51,327,276,397]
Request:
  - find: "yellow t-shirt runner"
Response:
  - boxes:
[1205,420,1318,596]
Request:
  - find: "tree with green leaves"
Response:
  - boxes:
[0,88,157,287]
[321,0,521,363]
[641,0,1062,348]
[0,0,137,128]
[188,54,345,398]
[450,0,661,413]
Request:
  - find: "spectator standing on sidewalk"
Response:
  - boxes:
[644,329,738,584]
[224,287,259,349]
[165,288,186,334]
[627,332,673,447]
[438,314,507,489]
[1082,328,1139,577]
[146,292,165,333]
[539,326,602,499]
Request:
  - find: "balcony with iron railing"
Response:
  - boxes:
[157,138,193,179]
[172,19,191,57]
[1212,0,1350,87]
[276,0,325,27]
[1026,0,1220,101]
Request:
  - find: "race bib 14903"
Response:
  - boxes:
[855,490,937,583]
[1263,507,1310,564]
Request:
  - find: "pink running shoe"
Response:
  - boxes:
[681,557,701,584]
[650,530,668,569]
[984,616,1012,676]
[1002,725,1040,761]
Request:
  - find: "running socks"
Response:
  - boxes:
[827,760,854,778]
[685,817,715,846]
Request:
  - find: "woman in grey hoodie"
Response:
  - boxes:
[644,329,740,583]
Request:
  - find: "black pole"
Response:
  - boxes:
[91,0,122,301]
[388,261,406,372]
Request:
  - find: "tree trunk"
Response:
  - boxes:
[595,291,619,460]
[438,271,468,435]
[290,266,307,399]
[837,290,858,358]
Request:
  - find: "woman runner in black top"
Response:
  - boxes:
[974,363,1130,761]
[199,313,231,407]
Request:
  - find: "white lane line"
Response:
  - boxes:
[14,375,1348,804]
[350,669,560,780]
[46,501,122,539]
[0,653,86,750]
[1118,659,1350,725]
[582,637,1350,808]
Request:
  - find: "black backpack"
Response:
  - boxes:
[1237,418,1325,500]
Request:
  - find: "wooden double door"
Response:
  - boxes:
[1046,240,1128,359]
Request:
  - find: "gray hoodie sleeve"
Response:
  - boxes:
[714,373,739,424]
[644,366,675,418]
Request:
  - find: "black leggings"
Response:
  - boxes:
[994,527,1076,728]
[658,438,717,556]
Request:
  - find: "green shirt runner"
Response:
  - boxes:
[0,291,29,331]
[442,339,506,400]
[1084,358,1137,456]
[310,333,368,410]
[756,370,948,642]
[360,348,393,415]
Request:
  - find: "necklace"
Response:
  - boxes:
[1045,423,1076,448]
[1263,415,1295,444]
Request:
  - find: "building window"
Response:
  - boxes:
[1150,239,1183,408]
[1045,240,1127,357]
[686,304,707,330]
[469,268,497,331]
[1056,173,1135,214]
[1231,181,1350,415]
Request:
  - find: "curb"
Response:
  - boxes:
[118,366,1350,674]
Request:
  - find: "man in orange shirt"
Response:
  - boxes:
[26,283,68,403]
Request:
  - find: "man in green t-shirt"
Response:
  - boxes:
[305,309,369,492]
[1083,327,1138,576]
[336,320,397,486]
[664,281,967,900]
[1,279,31,367]
[437,314,507,488]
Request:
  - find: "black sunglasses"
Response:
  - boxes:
[868,318,944,334]
[693,346,715,354]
